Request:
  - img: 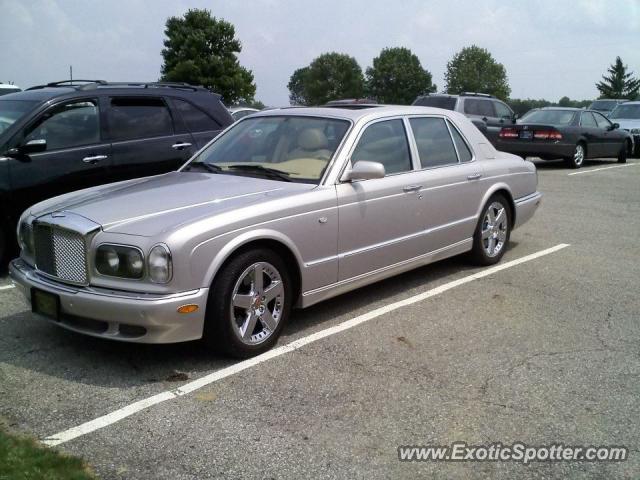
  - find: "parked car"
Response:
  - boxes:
[10,105,541,357]
[496,107,631,168]
[0,83,21,97]
[325,98,378,106]
[229,107,260,121]
[588,99,626,116]
[0,80,233,263]
[412,92,516,144]
[608,101,640,157]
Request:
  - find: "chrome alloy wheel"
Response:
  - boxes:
[574,144,585,166]
[230,262,284,345]
[481,202,508,258]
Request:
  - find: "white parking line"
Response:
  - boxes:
[568,163,638,176]
[0,284,15,291]
[42,243,570,447]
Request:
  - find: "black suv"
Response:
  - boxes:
[413,92,516,145]
[0,80,233,263]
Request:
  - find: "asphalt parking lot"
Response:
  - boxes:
[1,159,639,479]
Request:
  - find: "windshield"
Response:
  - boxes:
[186,115,351,183]
[0,99,37,135]
[609,104,640,120]
[589,100,619,111]
[519,109,576,125]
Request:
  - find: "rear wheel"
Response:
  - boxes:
[469,195,511,266]
[565,143,585,169]
[203,248,292,358]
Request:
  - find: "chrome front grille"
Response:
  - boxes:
[33,223,88,285]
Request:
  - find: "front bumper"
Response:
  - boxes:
[9,258,208,344]
[514,192,542,229]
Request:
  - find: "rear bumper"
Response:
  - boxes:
[9,258,208,344]
[496,141,575,159]
[514,192,542,229]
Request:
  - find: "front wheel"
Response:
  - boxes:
[565,143,585,169]
[203,249,292,358]
[469,195,511,266]
[618,142,628,163]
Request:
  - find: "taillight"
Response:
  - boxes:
[499,128,518,138]
[533,130,562,140]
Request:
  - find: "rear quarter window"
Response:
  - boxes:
[175,99,221,132]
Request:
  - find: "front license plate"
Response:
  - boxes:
[32,289,60,321]
[519,130,533,140]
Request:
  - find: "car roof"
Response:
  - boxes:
[250,105,459,122]
[538,107,582,111]
[616,100,640,105]
[0,84,21,90]
[0,87,73,102]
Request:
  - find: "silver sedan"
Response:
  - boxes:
[10,106,542,357]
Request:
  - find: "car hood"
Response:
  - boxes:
[613,119,640,129]
[29,172,315,236]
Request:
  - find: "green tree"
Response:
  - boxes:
[287,53,365,105]
[445,45,511,100]
[160,9,256,104]
[287,67,310,105]
[365,47,436,104]
[596,56,640,99]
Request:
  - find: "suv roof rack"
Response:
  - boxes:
[27,80,207,92]
[26,80,107,91]
[461,92,494,98]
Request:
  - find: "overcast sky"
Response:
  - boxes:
[2,0,639,105]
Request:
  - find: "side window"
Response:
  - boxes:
[447,120,473,162]
[108,97,173,141]
[593,112,612,129]
[175,99,221,132]
[351,119,412,175]
[409,117,459,168]
[494,101,513,119]
[464,99,495,117]
[581,112,597,127]
[24,99,99,150]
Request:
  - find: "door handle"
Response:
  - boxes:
[82,155,108,164]
[403,185,422,193]
[172,142,193,150]
[467,173,482,180]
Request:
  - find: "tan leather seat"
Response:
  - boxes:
[287,128,332,161]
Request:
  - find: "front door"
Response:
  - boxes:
[579,111,603,157]
[336,118,425,281]
[8,98,111,215]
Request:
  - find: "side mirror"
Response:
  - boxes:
[21,139,47,153]
[343,161,386,181]
[608,123,619,130]
[512,113,519,124]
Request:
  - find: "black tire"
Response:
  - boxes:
[0,223,5,268]
[202,248,292,358]
[565,142,586,169]
[618,142,628,163]
[469,194,512,266]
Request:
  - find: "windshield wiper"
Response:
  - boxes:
[227,164,293,182]
[183,162,223,174]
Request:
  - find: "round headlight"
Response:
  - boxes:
[148,244,172,283]
[96,245,144,279]
[631,128,640,134]
[18,222,35,257]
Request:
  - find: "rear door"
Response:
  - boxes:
[579,111,603,157]
[106,96,195,182]
[8,98,111,212]
[171,98,225,149]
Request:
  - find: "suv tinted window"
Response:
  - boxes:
[352,119,412,175]
[593,112,612,129]
[108,97,173,141]
[409,117,459,168]
[25,99,99,150]
[494,101,512,118]
[464,99,494,117]
[581,112,597,127]
[175,99,220,132]
[413,96,457,110]
[447,120,473,162]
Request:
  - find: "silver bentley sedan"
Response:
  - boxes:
[10,106,541,357]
